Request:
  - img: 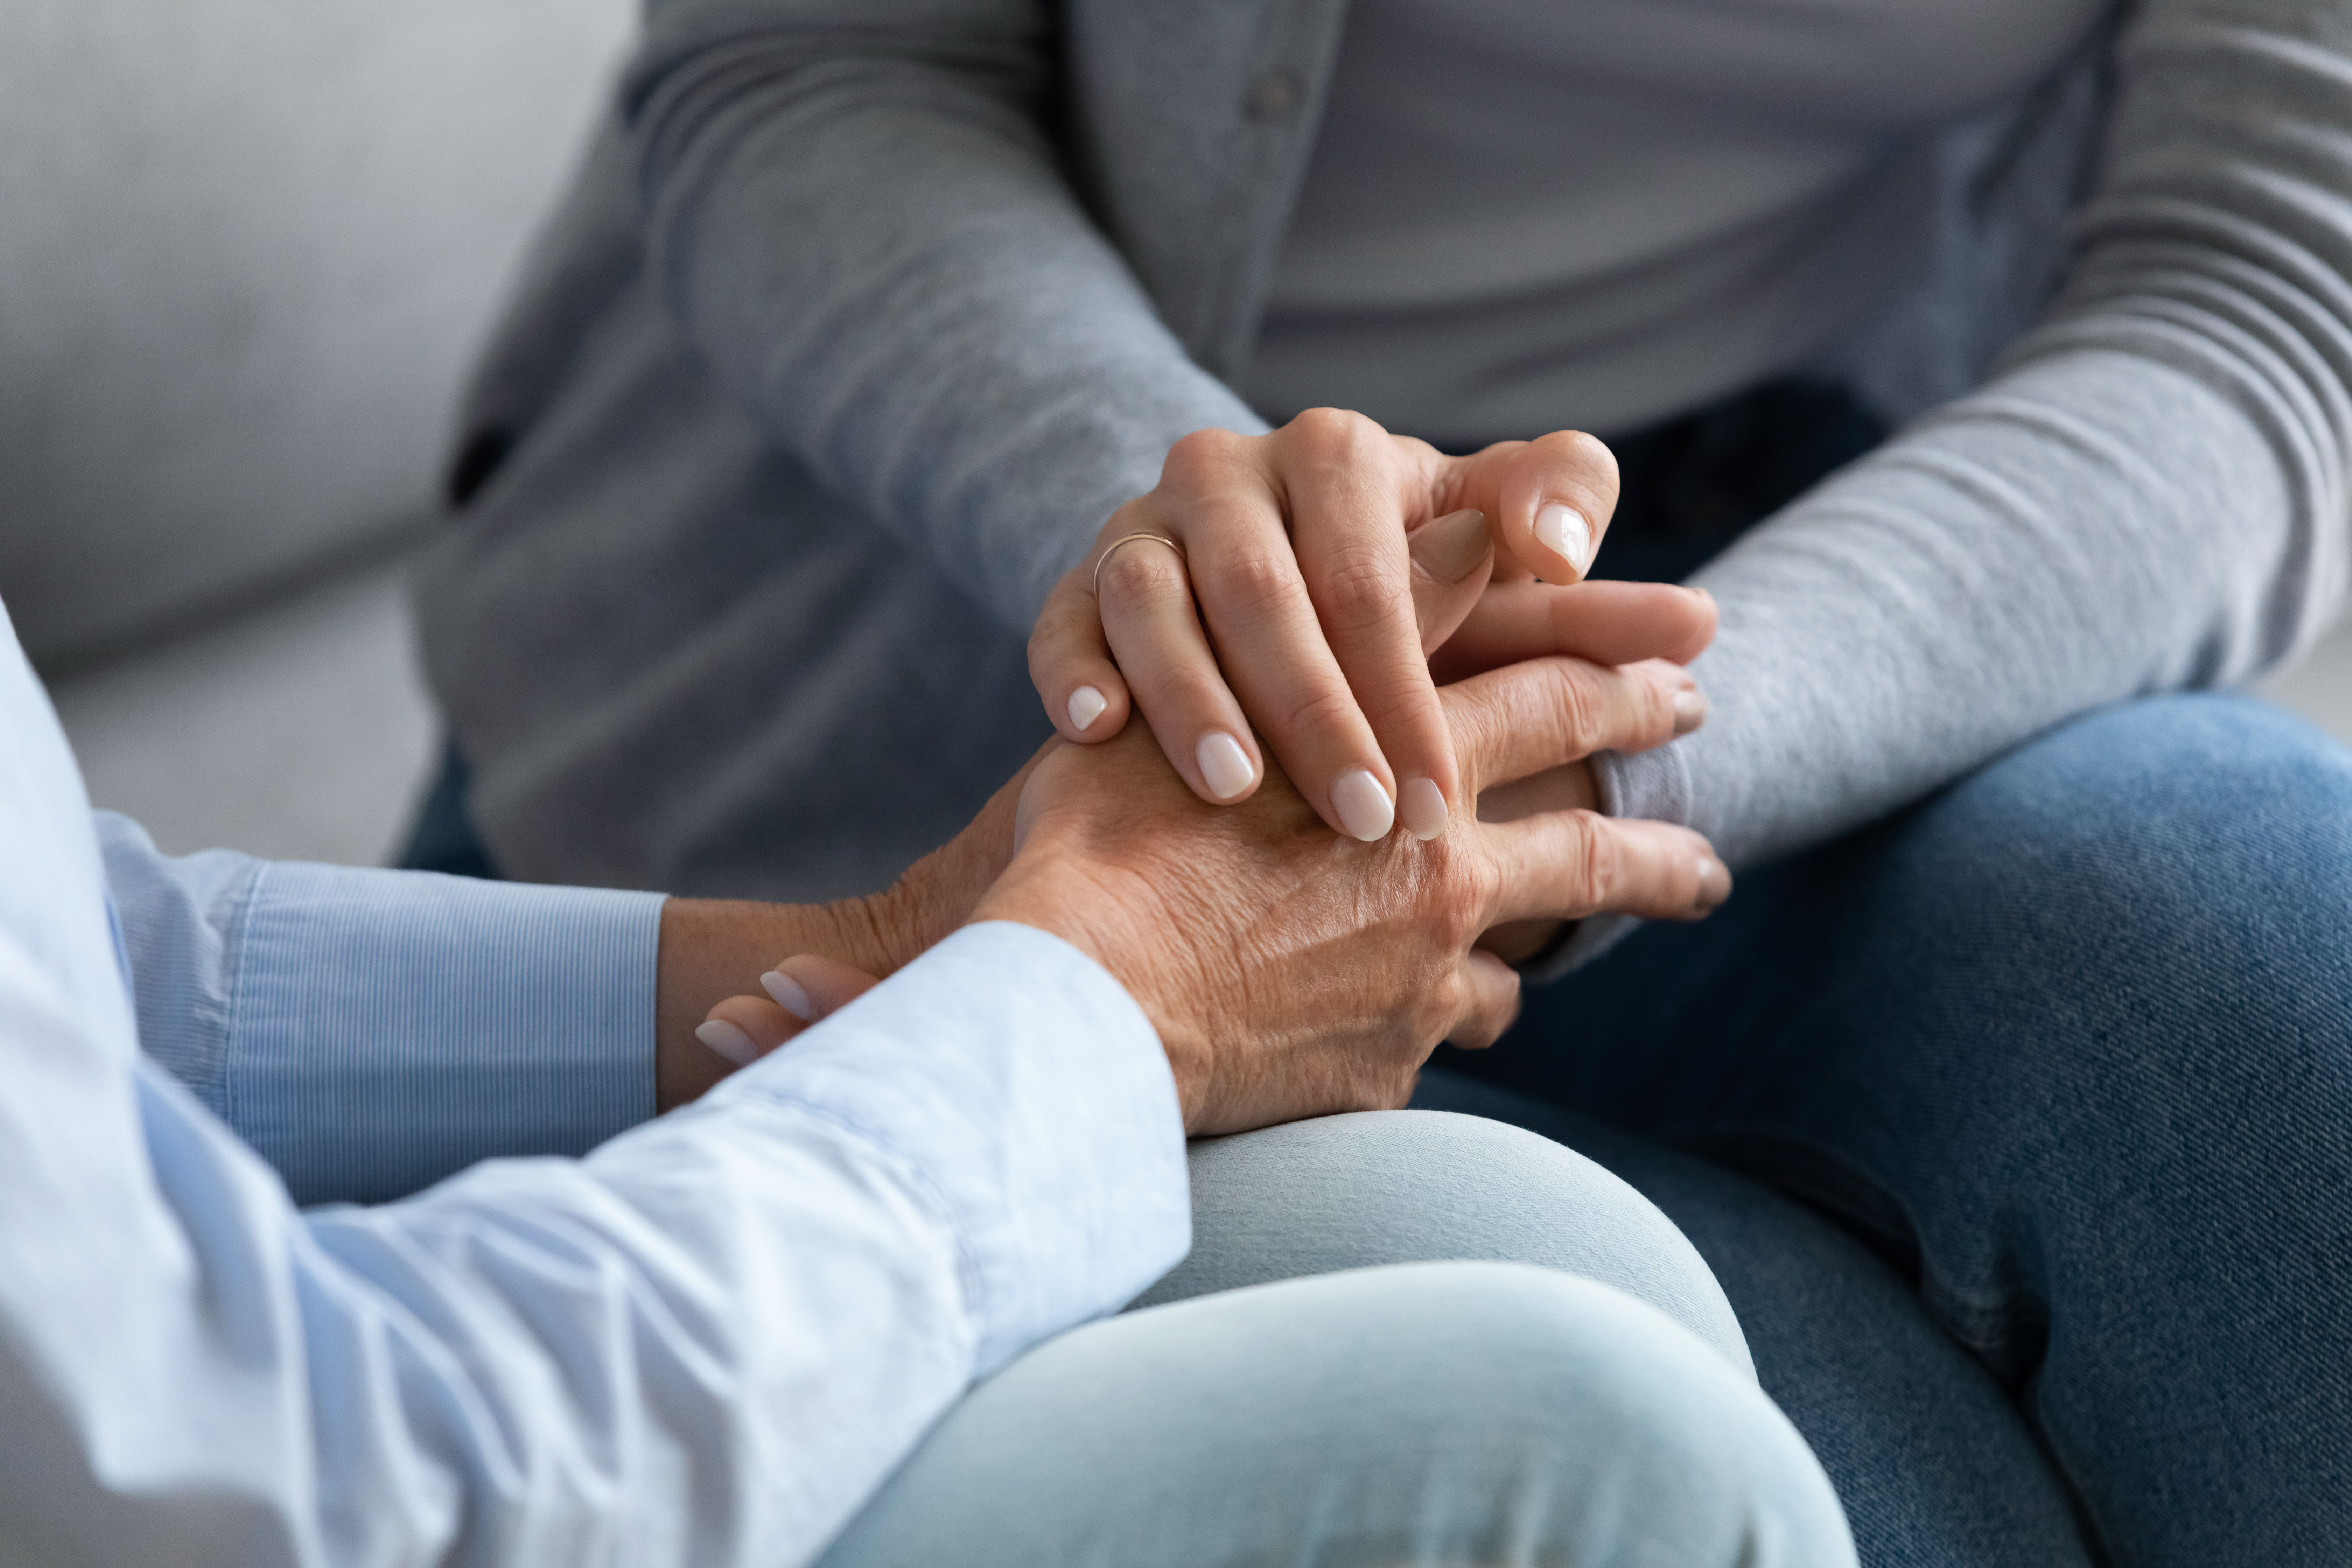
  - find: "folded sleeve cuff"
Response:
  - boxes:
[711,920,1191,1373]
[224,860,665,1205]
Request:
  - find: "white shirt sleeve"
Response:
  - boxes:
[0,604,1191,1567]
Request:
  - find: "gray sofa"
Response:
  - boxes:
[0,0,629,863]
[1,0,2345,873]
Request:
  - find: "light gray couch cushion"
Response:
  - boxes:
[0,0,632,666]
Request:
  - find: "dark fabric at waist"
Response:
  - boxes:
[1456,378,1889,585]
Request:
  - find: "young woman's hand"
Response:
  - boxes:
[1027,410,1657,845]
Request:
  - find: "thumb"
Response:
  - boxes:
[1407,507,1496,655]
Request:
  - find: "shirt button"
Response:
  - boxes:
[1242,69,1301,123]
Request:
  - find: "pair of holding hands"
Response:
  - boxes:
[695,412,1728,1135]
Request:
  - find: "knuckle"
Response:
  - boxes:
[1285,405,1378,458]
[1454,876,1499,945]
[1160,427,1247,491]
[1553,666,1607,756]
[1634,666,1679,743]
[1097,540,1188,602]
[1028,593,1092,651]
[1200,542,1307,618]
[1568,810,1618,909]
[1439,687,1502,790]
[1150,668,1234,722]
[1269,679,1360,745]
[1024,616,1058,668]
[1310,541,1408,636]
[1284,408,1395,489]
[1430,855,1496,948]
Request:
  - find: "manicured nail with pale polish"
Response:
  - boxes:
[1066,684,1108,733]
[1331,768,1396,842]
[1535,503,1591,575]
[1695,856,1731,911]
[760,970,812,1021]
[1673,687,1708,736]
[1196,731,1256,800]
[695,1017,759,1068]
[1398,776,1449,840]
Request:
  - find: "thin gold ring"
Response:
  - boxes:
[1092,532,1188,597]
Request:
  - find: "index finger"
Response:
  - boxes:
[1484,811,1731,924]
[1272,411,1461,840]
[1438,656,1694,794]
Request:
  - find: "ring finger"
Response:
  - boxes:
[1095,531,1265,805]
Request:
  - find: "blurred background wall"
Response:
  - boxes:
[0,0,631,863]
[0,0,2343,871]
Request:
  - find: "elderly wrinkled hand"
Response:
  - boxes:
[699,653,1726,1135]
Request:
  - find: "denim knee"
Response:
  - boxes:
[1886,694,2352,1104]
[1397,1263,1855,1566]
[826,1261,1850,1568]
[1137,1108,1753,1378]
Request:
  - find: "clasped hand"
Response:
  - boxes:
[694,410,1728,1135]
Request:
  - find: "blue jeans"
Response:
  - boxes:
[1429,693,2352,1565]
[817,1113,1855,1567]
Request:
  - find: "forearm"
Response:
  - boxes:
[626,0,1265,627]
[12,936,1187,1568]
[101,813,667,1204]
[1602,0,2352,869]
[1672,353,2300,867]
[654,895,906,1110]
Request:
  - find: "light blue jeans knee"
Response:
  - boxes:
[1139,1107,1754,1379]
[819,1260,1851,1567]
[815,1111,1843,1566]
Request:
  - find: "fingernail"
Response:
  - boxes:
[1535,503,1591,575]
[1398,776,1449,840]
[1066,684,1108,733]
[1406,507,1491,583]
[695,1018,760,1069]
[1673,687,1708,736]
[1331,768,1396,842]
[1695,856,1731,912]
[760,970,813,1021]
[1196,731,1256,800]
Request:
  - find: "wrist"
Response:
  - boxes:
[972,859,1213,1131]
[654,893,899,1111]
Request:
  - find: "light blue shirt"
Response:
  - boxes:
[0,600,1190,1566]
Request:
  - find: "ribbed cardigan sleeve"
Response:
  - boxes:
[1598,0,2352,870]
[622,0,1268,631]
